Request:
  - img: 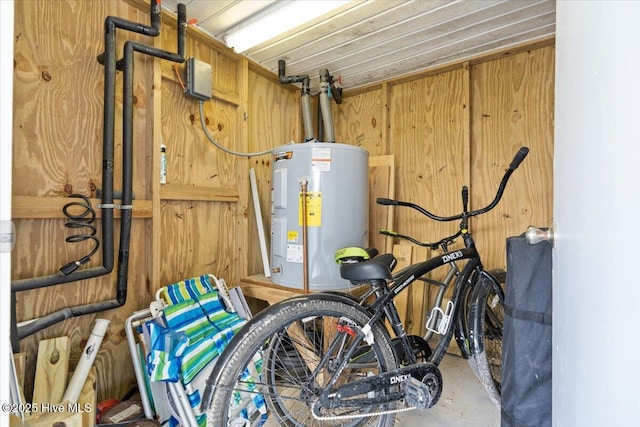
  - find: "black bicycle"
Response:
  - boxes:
[202,147,528,426]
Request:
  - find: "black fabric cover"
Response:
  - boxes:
[501,235,552,427]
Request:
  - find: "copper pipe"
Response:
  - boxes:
[300,179,309,294]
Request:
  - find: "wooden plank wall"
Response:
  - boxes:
[10,0,301,403]
[245,67,300,277]
[11,0,554,404]
[332,46,555,277]
[12,0,156,404]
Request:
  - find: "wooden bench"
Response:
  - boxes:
[238,273,368,305]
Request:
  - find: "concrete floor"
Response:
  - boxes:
[395,355,500,426]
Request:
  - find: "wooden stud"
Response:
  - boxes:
[25,411,83,427]
[77,367,96,427]
[32,337,70,407]
[391,244,413,329]
[407,246,430,336]
[12,353,27,403]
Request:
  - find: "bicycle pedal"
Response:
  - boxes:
[404,367,443,411]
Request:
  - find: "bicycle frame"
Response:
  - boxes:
[364,247,484,364]
[202,148,527,423]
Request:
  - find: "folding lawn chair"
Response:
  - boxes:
[125,274,266,426]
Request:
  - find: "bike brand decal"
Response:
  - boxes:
[396,275,415,293]
[389,374,411,385]
[441,250,464,263]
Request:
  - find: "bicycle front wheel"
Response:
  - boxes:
[469,268,505,407]
[203,294,398,427]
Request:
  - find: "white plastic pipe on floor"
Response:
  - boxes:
[62,318,111,403]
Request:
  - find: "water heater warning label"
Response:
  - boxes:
[299,192,322,227]
[312,147,332,172]
[286,244,303,263]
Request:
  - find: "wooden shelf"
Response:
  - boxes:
[160,184,239,202]
[238,274,367,305]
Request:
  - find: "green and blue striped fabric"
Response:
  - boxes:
[160,274,215,304]
[145,274,266,426]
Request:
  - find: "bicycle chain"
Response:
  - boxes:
[311,402,417,421]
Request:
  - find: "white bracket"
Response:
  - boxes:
[0,220,15,253]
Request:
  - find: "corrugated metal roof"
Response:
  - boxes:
[162,0,556,91]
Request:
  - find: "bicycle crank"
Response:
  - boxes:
[404,365,443,410]
[313,362,443,420]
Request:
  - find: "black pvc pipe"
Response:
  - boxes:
[12,0,186,341]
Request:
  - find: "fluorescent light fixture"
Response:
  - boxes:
[225,0,351,53]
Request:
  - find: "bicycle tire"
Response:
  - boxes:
[203,294,398,427]
[469,268,505,407]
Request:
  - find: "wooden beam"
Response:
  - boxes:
[77,367,96,427]
[12,353,27,399]
[159,184,240,202]
[369,155,395,253]
[391,244,413,329]
[32,337,70,407]
[12,196,153,219]
[25,411,83,427]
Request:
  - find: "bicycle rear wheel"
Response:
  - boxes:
[203,295,398,426]
[469,268,505,406]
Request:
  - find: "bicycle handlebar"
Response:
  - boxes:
[377,147,529,223]
[510,146,529,170]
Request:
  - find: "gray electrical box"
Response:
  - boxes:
[186,57,212,101]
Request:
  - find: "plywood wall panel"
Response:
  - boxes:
[13,0,194,404]
[333,88,385,155]
[160,84,238,188]
[336,47,553,278]
[470,46,555,270]
[13,0,109,197]
[157,22,248,288]
[389,69,468,255]
[159,200,239,285]
[246,71,300,275]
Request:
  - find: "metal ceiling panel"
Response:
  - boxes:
[161,0,556,91]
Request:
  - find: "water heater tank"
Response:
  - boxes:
[270,142,369,290]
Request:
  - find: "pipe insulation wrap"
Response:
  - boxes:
[301,92,315,142]
[319,82,335,142]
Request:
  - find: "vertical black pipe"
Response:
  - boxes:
[14,0,186,339]
[102,18,116,273]
[119,41,135,305]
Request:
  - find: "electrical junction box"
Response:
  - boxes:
[186,57,212,101]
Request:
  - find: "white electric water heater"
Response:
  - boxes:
[270,142,369,290]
